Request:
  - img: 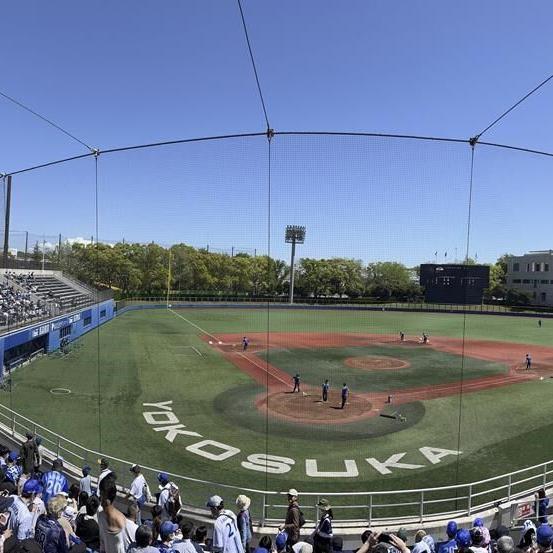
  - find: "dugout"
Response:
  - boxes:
[420,264,490,304]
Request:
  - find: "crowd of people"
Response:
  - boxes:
[0,436,551,553]
[0,278,49,326]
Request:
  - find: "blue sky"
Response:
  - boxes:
[2,1,553,265]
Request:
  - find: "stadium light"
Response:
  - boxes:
[285,225,306,304]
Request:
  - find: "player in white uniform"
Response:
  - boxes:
[207,495,243,553]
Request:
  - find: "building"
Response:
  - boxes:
[506,251,553,306]
[419,264,490,304]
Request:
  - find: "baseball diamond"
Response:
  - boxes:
[6,305,553,512]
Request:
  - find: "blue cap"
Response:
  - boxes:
[8,451,18,462]
[22,479,43,495]
[537,525,553,546]
[158,472,169,483]
[456,529,471,548]
[473,518,484,528]
[276,532,288,550]
[447,521,458,538]
[160,521,178,538]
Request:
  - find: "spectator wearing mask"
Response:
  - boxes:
[158,521,179,552]
[235,495,252,553]
[21,479,46,534]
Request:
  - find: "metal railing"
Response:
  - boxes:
[0,401,551,526]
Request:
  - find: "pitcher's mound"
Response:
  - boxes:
[344,356,410,370]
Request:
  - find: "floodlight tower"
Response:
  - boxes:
[285,225,306,304]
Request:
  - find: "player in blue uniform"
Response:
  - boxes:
[437,521,458,553]
[292,374,300,393]
[340,384,349,409]
[526,353,532,370]
[322,380,329,402]
[242,337,249,351]
[41,459,69,505]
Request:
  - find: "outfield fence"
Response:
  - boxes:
[0,400,550,527]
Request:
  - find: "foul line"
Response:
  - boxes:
[168,308,220,342]
[235,351,290,387]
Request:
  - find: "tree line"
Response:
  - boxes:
[31,241,526,304]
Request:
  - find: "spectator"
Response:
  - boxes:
[41,461,68,506]
[537,490,550,525]
[127,525,160,553]
[97,459,113,489]
[537,525,553,553]
[437,521,457,553]
[5,453,22,486]
[206,496,242,553]
[313,499,333,553]
[470,528,488,553]
[34,496,70,553]
[66,486,80,513]
[235,495,252,553]
[124,502,139,541]
[519,520,536,552]
[275,532,288,553]
[173,521,197,553]
[147,506,163,543]
[21,479,46,533]
[75,496,100,551]
[128,465,149,523]
[2,494,33,541]
[192,526,208,553]
[76,493,88,516]
[253,536,272,553]
[78,467,91,497]
[455,529,472,553]
[280,489,302,547]
[412,531,430,553]
[97,475,129,553]
[19,434,37,478]
[157,474,180,522]
[158,521,178,552]
[496,536,515,553]
[32,437,43,478]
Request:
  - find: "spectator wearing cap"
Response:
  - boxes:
[519,520,536,552]
[235,495,252,553]
[455,529,472,553]
[275,532,288,553]
[78,467,91,497]
[128,465,149,523]
[34,496,70,553]
[157,474,181,522]
[292,540,314,553]
[158,521,179,552]
[128,524,160,553]
[21,479,46,532]
[312,499,333,553]
[537,525,553,553]
[496,536,515,553]
[279,489,302,547]
[173,520,197,553]
[437,521,457,553]
[97,474,131,553]
[207,495,243,553]
[5,452,22,486]
[75,495,100,551]
[41,461,68,506]
[97,459,113,490]
[20,433,38,478]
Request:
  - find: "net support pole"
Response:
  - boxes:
[2,175,12,269]
[289,239,296,304]
[166,249,172,308]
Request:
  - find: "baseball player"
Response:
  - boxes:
[322,379,329,402]
[399,331,405,342]
[422,332,429,344]
[526,353,532,370]
[292,374,300,393]
[340,383,349,409]
[242,336,249,351]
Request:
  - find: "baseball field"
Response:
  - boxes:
[5,306,553,517]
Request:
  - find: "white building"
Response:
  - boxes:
[506,251,553,305]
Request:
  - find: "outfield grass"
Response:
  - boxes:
[4,307,553,510]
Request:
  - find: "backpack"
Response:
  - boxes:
[298,509,306,528]
[143,481,153,503]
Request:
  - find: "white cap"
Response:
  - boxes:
[287,488,299,497]
[206,495,224,508]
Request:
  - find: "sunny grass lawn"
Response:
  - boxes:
[4,307,553,506]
